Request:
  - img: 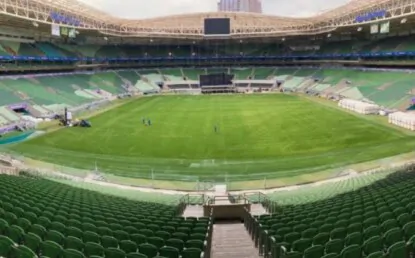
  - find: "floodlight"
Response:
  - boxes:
[32,22,38,27]
[401,18,407,24]
[357,27,362,31]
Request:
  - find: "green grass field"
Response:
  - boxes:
[10,94,415,181]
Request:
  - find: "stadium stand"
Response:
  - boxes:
[0,174,211,258]
[117,71,141,85]
[245,168,415,258]
[5,34,415,62]
[0,67,415,118]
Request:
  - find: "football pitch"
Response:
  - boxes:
[10,94,415,181]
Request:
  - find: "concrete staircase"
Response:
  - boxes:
[211,222,261,258]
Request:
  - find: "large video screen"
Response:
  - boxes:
[200,73,234,86]
[204,18,230,35]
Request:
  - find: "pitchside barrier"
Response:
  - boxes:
[3,155,415,193]
[2,147,415,191]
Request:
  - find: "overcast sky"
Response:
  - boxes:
[79,0,351,19]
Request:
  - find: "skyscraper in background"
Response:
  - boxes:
[217,0,262,13]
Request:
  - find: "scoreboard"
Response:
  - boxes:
[199,73,234,86]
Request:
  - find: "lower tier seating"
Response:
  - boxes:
[246,168,415,258]
[0,174,211,258]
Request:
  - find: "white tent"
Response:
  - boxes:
[338,99,380,115]
[388,112,415,131]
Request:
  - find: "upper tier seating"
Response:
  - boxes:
[0,174,210,258]
[3,35,415,60]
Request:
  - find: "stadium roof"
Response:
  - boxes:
[1,0,413,38]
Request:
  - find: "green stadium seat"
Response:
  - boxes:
[104,247,126,258]
[138,243,158,258]
[384,228,403,246]
[119,240,137,253]
[155,231,171,241]
[364,226,381,241]
[171,232,187,242]
[45,230,65,245]
[130,234,147,246]
[63,249,86,258]
[331,228,347,240]
[189,233,205,242]
[304,245,324,258]
[345,232,363,246]
[64,236,84,252]
[41,240,63,258]
[166,239,184,252]
[12,244,38,258]
[363,236,383,255]
[0,219,9,234]
[24,233,42,253]
[386,241,406,257]
[37,217,51,229]
[147,236,164,249]
[181,247,202,258]
[0,235,15,257]
[185,240,204,250]
[101,235,118,248]
[325,239,344,254]
[67,227,83,239]
[83,231,100,244]
[159,246,179,258]
[397,214,411,227]
[7,225,24,244]
[313,232,329,246]
[340,244,362,258]
[85,242,104,257]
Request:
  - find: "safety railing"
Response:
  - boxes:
[179,194,213,258]
[241,192,283,258]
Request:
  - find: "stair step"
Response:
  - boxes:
[211,223,261,258]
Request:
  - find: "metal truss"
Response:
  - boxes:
[1,0,415,38]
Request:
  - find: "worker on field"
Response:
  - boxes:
[142,117,146,125]
[148,119,152,126]
[214,125,218,133]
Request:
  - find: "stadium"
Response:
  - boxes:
[1,0,415,257]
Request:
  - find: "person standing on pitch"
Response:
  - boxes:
[148,119,152,126]
[214,124,218,133]
[142,117,146,125]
